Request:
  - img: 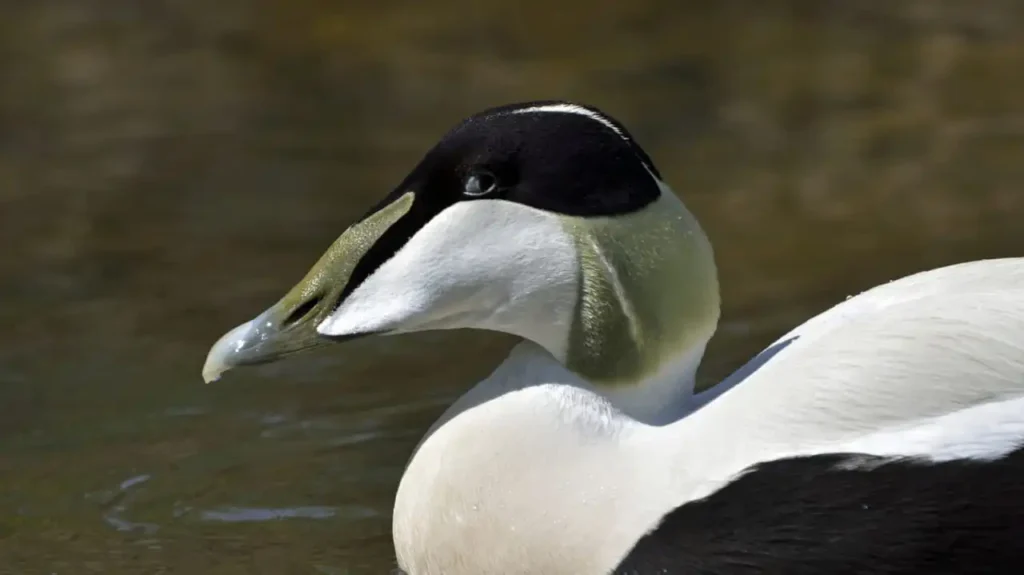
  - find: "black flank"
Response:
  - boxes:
[614,447,1024,575]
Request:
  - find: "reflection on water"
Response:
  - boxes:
[199,506,351,523]
[92,474,160,536]
[2,1,1024,573]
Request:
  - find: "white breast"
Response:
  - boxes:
[392,361,679,575]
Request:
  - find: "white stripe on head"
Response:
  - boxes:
[508,103,664,183]
[510,103,628,140]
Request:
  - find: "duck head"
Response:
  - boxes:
[203,101,720,406]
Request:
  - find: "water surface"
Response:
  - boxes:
[2,2,1024,573]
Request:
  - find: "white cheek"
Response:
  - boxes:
[317,201,579,358]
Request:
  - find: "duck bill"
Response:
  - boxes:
[201,192,415,383]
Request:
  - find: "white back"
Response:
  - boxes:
[672,258,1024,500]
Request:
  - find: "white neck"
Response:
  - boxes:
[598,337,710,425]
[415,332,710,457]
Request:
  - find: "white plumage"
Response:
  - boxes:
[204,102,1024,575]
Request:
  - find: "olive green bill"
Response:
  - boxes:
[201,192,415,383]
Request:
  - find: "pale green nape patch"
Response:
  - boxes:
[272,191,415,325]
[560,191,720,387]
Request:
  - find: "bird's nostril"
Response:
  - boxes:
[281,294,324,328]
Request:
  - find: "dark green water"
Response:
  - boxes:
[2,1,1024,573]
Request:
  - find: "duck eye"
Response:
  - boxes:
[463,171,499,197]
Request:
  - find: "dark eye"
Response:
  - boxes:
[463,170,499,197]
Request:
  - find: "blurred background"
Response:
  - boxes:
[2,1,1023,573]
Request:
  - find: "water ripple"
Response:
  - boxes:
[197,504,377,523]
